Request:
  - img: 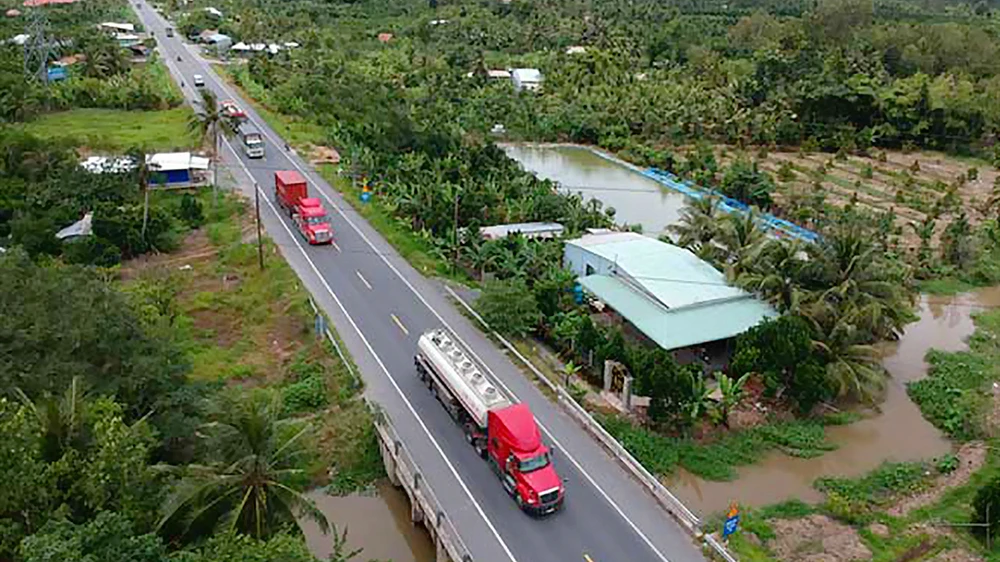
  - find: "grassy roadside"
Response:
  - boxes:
[213,66,469,284]
[18,107,197,152]
[122,190,382,493]
[724,306,1000,561]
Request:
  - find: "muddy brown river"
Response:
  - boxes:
[300,481,435,562]
[670,288,1000,515]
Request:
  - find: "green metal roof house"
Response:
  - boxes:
[564,231,776,351]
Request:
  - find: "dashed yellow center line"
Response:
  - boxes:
[356,270,373,290]
[390,313,409,336]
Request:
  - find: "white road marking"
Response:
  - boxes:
[171,30,674,562]
[331,240,341,252]
[356,270,373,290]
[210,116,519,562]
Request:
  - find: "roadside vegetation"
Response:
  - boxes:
[0,184,380,560]
[0,22,379,551]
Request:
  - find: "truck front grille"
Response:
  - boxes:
[315,231,330,242]
[539,488,560,505]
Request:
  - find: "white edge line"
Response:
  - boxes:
[214,124,519,562]
[189,42,673,562]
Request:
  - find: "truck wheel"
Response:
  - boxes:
[515,492,525,510]
[474,440,486,459]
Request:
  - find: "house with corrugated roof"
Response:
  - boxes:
[564,231,775,356]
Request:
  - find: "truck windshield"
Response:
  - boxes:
[518,453,550,473]
[305,215,328,225]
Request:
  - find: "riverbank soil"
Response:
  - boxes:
[726,300,1000,562]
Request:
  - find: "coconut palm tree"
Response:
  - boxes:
[158,391,328,542]
[667,196,722,262]
[808,226,911,341]
[736,239,810,312]
[717,210,767,278]
[13,376,89,462]
[187,90,235,199]
[805,300,886,403]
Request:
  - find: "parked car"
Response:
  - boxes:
[193,74,204,87]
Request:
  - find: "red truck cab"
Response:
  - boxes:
[274,171,333,245]
[488,404,564,515]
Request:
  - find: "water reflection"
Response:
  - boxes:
[502,144,688,237]
[301,481,435,562]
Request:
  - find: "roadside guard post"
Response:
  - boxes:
[723,502,740,540]
[314,313,326,339]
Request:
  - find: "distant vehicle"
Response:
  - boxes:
[415,329,565,515]
[165,27,173,37]
[240,125,264,159]
[220,100,247,122]
[274,170,333,245]
[192,74,204,87]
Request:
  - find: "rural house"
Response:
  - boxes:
[564,231,775,361]
[510,68,542,92]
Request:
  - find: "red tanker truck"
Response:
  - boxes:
[415,328,564,515]
[274,170,333,245]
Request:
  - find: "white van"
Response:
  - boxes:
[193,74,204,87]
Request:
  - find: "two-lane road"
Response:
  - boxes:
[135,5,707,561]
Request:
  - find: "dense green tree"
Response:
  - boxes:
[20,512,168,562]
[972,476,1000,543]
[719,160,775,209]
[476,277,541,337]
[0,250,189,421]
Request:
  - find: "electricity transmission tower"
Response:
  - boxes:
[23,7,54,83]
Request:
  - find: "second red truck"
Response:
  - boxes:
[416,328,565,515]
[274,170,334,245]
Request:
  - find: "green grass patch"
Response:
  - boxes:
[917,277,978,295]
[908,347,994,440]
[18,107,197,152]
[598,414,838,481]
[123,190,381,492]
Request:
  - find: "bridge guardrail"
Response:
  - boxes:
[307,297,472,562]
[444,285,738,562]
[370,402,474,562]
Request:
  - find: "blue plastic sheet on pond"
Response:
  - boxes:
[643,168,821,244]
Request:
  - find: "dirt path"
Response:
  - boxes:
[770,515,871,562]
[889,442,988,517]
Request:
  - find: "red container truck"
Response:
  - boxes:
[415,328,565,515]
[274,170,333,245]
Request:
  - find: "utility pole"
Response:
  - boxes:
[254,182,264,271]
[453,187,460,272]
[141,155,150,240]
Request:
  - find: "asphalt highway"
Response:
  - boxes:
[132,5,708,561]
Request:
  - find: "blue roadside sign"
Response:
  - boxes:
[723,503,740,539]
